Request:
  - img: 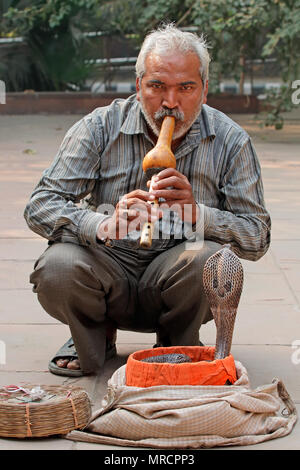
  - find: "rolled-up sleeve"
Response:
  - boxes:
[200,138,271,261]
[24,113,107,247]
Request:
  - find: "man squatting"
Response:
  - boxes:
[24,24,271,376]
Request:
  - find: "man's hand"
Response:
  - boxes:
[149,168,199,224]
[97,189,162,241]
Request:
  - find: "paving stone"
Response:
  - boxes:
[230,345,300,401]
[200,303,300,346]
[0,238,47,260]
[261,169,300,192]
[0,437,74,450]
[271,240,300,261]
[0,324,70,372]
[280,270,300,306]
[0,260,36,289]
[270,218,300,241]
[0,289,57,324]
[0,214,37,238]
[270,242,300,304]
[117,330,156,345]
[0,166,47,187]
[240,249,280,274]
[240,272,295,305]
[266,191,300,219]
[0,370,71,387]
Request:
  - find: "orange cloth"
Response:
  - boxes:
[126,346,237,387]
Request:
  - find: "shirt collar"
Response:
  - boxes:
[120,96,148,135]
[187,104,216,142]
[121,96,215,142]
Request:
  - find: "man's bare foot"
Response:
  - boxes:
[56,358,81,370]
[52,326,117,375]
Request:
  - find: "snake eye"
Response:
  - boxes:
[224,281,232,292]
[213,278,218,289]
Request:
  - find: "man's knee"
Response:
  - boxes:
[140,239,223,288]
[190,240,223,267]
[175,240,223,282]
[30,243,87,293]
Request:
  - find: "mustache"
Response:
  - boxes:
[154,107,184,121]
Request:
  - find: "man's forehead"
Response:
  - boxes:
[147,78,198,86]
[143,51,202,79]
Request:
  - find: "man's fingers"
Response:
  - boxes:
[118,203,162,229]
[149,188,191,201]
[119,196,156,211]
[119,198,161,215]
[155,168,186,180]
[151,175,187,190]
[119,208,138,219]
[158,200,198,224]
[121,189,156,202]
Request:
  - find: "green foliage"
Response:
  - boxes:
[190,0,270,92]
[262,0,300,81]
[93,0,144,36]
[0,0,299,129]
[1,0,98,91]
[256,85,295,130]
[135,0,192,33]
[189,0,300,128]
[259,0,300,129]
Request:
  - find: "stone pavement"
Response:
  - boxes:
[0,113,299,450]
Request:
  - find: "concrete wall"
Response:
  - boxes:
[0,91,260,115]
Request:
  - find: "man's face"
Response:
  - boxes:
[136,51,208,140]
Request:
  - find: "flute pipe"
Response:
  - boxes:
[142,117,176,174]
[139,197,159,249]
[140,167,165,248]
[140,116,176,248]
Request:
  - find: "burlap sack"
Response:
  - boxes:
[67,361,297,448]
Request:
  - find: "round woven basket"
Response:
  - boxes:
[0,384,91,439]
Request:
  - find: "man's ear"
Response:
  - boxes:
[136,77,141,101]
[202,80,209,104]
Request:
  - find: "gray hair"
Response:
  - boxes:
[136,23,211,84]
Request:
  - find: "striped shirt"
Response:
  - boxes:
[24,94,271,261]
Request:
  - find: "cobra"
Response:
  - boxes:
[203,244,244,360]
[141,245,243,364]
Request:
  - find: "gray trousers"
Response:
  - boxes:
[30,239,221,374]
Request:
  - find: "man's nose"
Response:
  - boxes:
[162,89,179,109]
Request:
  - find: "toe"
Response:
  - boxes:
[67,359,81,370]
[56,358,69,368]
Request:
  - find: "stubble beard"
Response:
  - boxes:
[139,92,204,140]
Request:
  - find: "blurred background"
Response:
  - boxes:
[0,0,299,128]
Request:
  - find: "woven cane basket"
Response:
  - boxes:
[0,384,91,438]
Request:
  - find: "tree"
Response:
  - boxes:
[1,0,98,91]
[187,0,271,94]
[1,0,299,128]
[258,0,300,129]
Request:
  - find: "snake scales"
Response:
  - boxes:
[142,245,244,364]
[202,244,244,359]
